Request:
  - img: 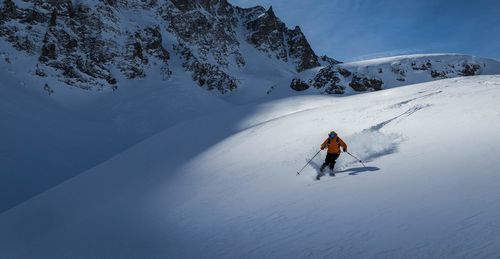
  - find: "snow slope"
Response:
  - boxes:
[3,6,500,213]
[1,75,500,258]
[0,0,305,211]
[266,53,500,99]
[0,41,230,212]
[339,54,500,89]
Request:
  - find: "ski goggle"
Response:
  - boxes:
[329,133,336,138]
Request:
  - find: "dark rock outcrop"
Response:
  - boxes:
[120,26,171,80]
[246,7,288,62]
[246,6,319,72]
[431,70,447,78]
[460,63,481,76]
[320,55,342,66]
[174,43,237,93]
[349,74,383,91]
[287,26,320,71]
[411,60,432,71]
[390,63,406,81]
[290,78,310,91]
[311,66,339,88]
[308,65,346,94]
[337,67,351,77]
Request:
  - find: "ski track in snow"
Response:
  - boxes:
[388,90,442,109]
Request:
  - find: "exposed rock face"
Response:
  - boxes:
[411,61,432,71]
[120,26,170,80]
[431,70,447,78]
[174,43,237,93]
[162,0,243,92]
[38,2,119,89]
[337,67,351,77]
[460,64,481,76]
[319,55,342,66]
[170,0,198,11]
[163,0,242,68]
[310,65,344,94]
[349,74,383,91]
[246,6,319,72]
[1,0,125,89]
[408,58,483,78]
[287,26,320,71]
[0,0,322,93]
[246,7,287,62]
[290,78,309,91]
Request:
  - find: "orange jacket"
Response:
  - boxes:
[321,136,347,154]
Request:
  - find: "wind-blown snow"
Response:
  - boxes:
[1,75,500,258]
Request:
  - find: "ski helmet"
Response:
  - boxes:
[329,131,337,138]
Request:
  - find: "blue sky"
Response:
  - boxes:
[229,0,500,61]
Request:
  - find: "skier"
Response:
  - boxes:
[318,130,347,179]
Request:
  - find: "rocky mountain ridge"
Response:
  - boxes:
[1,0,499,98]
[289,54,500,95]
[0,0,320,93]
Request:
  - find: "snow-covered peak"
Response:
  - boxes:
[280,53,500,96]
[343,53,498,68]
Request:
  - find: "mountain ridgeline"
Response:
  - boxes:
[1,0,499,96]
[0,0,320,93]
[293,54,500,95]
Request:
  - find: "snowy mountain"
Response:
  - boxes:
[0,0,318,93]
[1,0,323,212]
[283,54,500,95]
[1,1,500,256]
[1,75,500,258]
[0,0,500,258]
[1,0,500,216]
[2,0,499,98]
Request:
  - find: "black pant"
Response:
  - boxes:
[322,153,340,171]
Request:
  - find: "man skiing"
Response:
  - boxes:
[318,131,347,179]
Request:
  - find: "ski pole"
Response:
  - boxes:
[297,149,322,175]
[346,151,366,167]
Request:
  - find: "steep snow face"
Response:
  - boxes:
[281,54,500,96]
[1,75,500,258]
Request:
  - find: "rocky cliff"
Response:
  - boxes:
[0,0,320,93]
[2,1,499,98]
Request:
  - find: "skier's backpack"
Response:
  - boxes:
[328,137,340,146]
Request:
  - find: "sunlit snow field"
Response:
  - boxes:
[2,75,500,258]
